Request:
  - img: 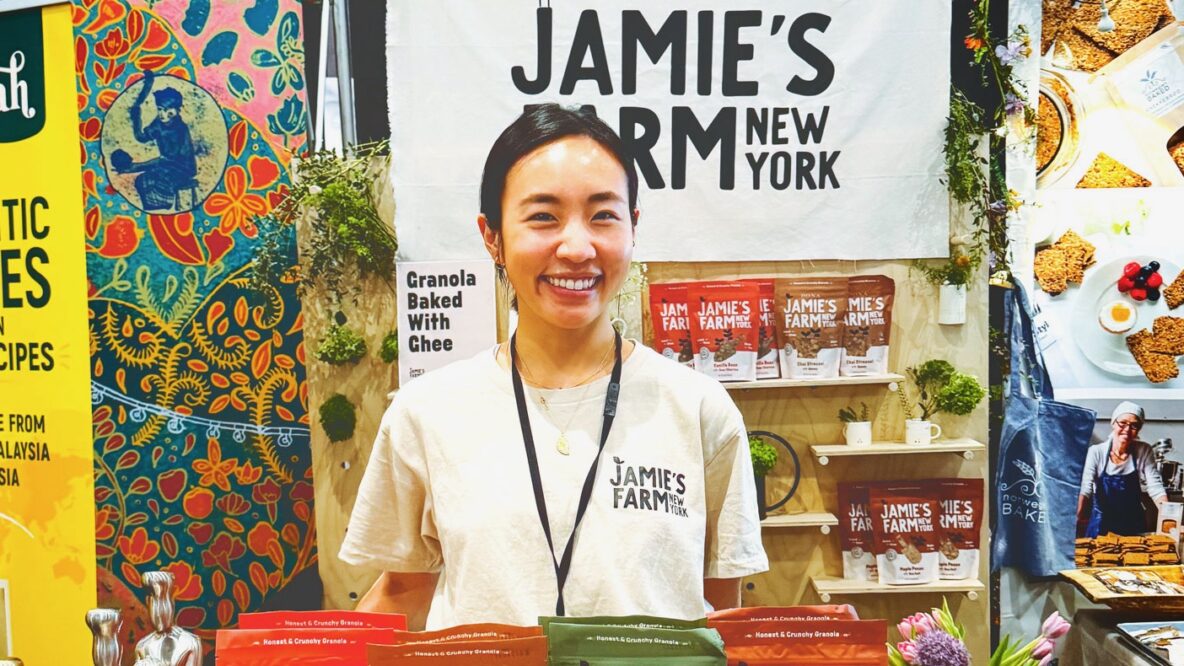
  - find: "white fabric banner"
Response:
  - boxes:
[387,1,951,262]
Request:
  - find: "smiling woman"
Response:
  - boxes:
[339,104,767,631]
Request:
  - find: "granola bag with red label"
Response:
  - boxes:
[215,628,392,665]
[743,279,782,379]
[712,620,889,666]
[689,281,760,381]
[838,481,878,581]
[775,277,848,379]
[841,275,895,376]
[237,610,407,630]
[870,483,943,585]
[368,636,548,665]
[649,282,695,367]
[932,478,984,580]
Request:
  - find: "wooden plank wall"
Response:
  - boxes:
[645,260,989,659]
[303,167,990,657]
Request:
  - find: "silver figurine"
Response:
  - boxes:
[85,608,123,666]
[135,571,201,665]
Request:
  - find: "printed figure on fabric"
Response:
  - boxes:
[111,71,198,211]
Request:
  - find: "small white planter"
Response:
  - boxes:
[843,421,872,446]
[939,282,967,325]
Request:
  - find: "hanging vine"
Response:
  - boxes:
[916,0,1029,286]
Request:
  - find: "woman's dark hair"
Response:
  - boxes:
[479,104,638,231]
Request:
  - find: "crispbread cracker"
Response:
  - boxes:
[1128,329,1181,383]
[1165,272,1184,309]
[1076,0,1173,55]
[1033,231,1096,295]
[1149,316,1184,355]
[1077,152,1153,188]
[1042,0,1175,70]
[1034,247,1072,295]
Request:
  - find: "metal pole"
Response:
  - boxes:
[331,0,357,152]
[314,0,331,149]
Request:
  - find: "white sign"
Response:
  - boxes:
[387,0,951,263]
[397,259,497,385]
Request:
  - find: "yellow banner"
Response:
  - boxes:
[0,3,97,660]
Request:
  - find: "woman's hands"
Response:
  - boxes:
[356,571,440,631]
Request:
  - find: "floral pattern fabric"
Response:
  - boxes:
[74,0,315,653]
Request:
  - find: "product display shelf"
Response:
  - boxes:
[722,373,905,391]
[810,576,985,603]
[809,438,986,466]
[760,511,839,534]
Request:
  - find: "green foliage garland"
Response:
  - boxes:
[917,0,1029,286]
[379,330,399,364]
[249,141,396,306]
[315,324,367,366]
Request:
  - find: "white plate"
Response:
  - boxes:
[1072,256,1181,377]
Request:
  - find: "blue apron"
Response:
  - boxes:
[992,284,1097,576]
[1086,455,1144,538]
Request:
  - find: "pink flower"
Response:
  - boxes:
[898,619,914,640]
[897,640,919,663]
[1032,638,1054,659]
[910,612,938,635]
[1041,611,1070,640]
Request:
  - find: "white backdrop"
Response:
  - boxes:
[387,1,951,262]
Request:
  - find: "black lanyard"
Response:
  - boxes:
[510,332,622,616]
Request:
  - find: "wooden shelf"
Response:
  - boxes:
[761,512,838,534]
[810,576,984,603]
[810,438,986,466]
[723,373,905,391]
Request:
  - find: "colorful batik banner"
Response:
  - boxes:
[73,0,315,655]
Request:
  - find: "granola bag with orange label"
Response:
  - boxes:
[368,636,548,665]
[384,623,544,646]
[840,275,895,376]
[712,620,889,666]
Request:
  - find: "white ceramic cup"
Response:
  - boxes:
[905,419,942,446]
[844,421,872,446]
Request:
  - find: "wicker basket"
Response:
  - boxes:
[1060,566,1184,612]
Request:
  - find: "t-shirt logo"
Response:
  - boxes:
[608,456,689,518]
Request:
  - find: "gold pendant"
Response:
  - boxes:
[557,433,571,455]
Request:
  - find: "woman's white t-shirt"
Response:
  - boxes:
[339,343,769,629]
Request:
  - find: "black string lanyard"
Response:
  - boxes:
[510,332,622,616]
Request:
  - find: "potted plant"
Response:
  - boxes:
[749,434,778,520]
[893,360,987,445]
[915,250,976,326]
[838,402,872,447]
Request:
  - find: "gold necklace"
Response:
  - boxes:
[514,342,614,455]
